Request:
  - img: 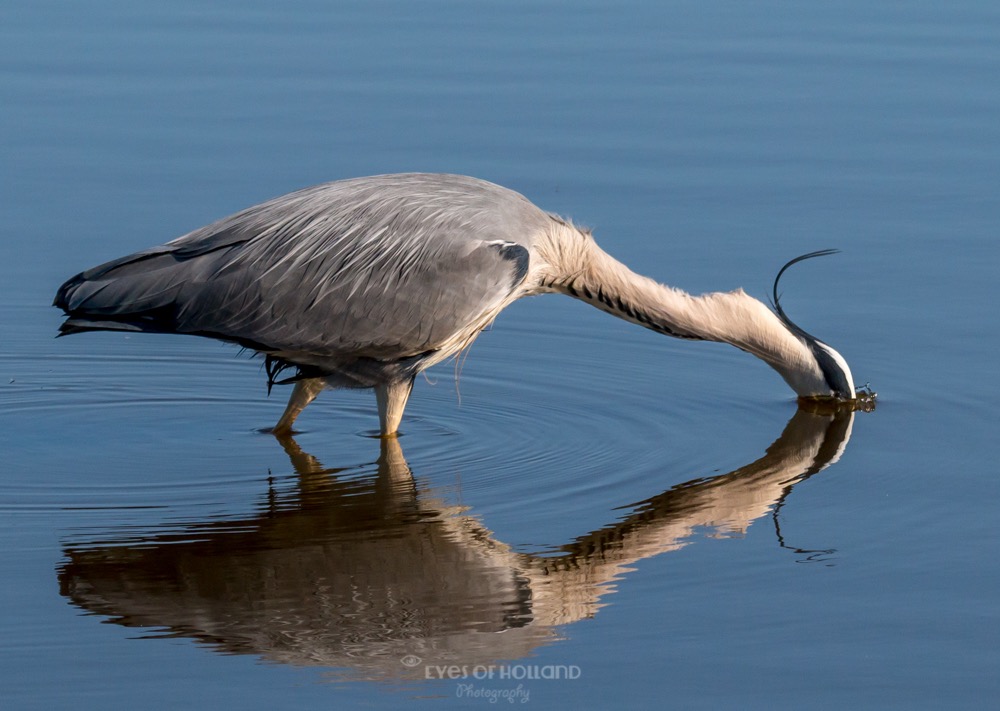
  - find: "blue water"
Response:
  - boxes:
[3,1,999,709]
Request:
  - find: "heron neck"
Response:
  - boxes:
[536,226,815,374]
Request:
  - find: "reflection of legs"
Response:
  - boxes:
[377,435,412,484]
[273,427,416,510]
[272,378,326,435]
[375,436,417,516]
[374,378,414,436]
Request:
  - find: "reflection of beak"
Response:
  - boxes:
[57,403,857,680]
[798,391,877,414]
[504,404,856,627]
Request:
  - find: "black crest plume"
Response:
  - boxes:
[771,249,840,337]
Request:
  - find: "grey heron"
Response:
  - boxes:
[54,173,857,436]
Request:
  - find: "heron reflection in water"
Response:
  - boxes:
[59,404,856,681]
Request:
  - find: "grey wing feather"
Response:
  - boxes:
[55,174,547,375]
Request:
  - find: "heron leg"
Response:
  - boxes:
[272,378,326,435]
[374,378,414,436]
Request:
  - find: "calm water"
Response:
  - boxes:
[3,1,999,708]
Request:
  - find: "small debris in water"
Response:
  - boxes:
[854,383,878,412]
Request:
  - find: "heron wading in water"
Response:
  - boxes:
[55,173,857,436]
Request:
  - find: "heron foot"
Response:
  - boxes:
[260,424,300,438]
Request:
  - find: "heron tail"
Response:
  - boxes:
[53,243,210,337]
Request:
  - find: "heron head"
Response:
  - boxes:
[771,250,856,402]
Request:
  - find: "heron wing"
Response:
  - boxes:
[55,174,545,369]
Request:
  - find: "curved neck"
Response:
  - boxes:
[535,224,820,387]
